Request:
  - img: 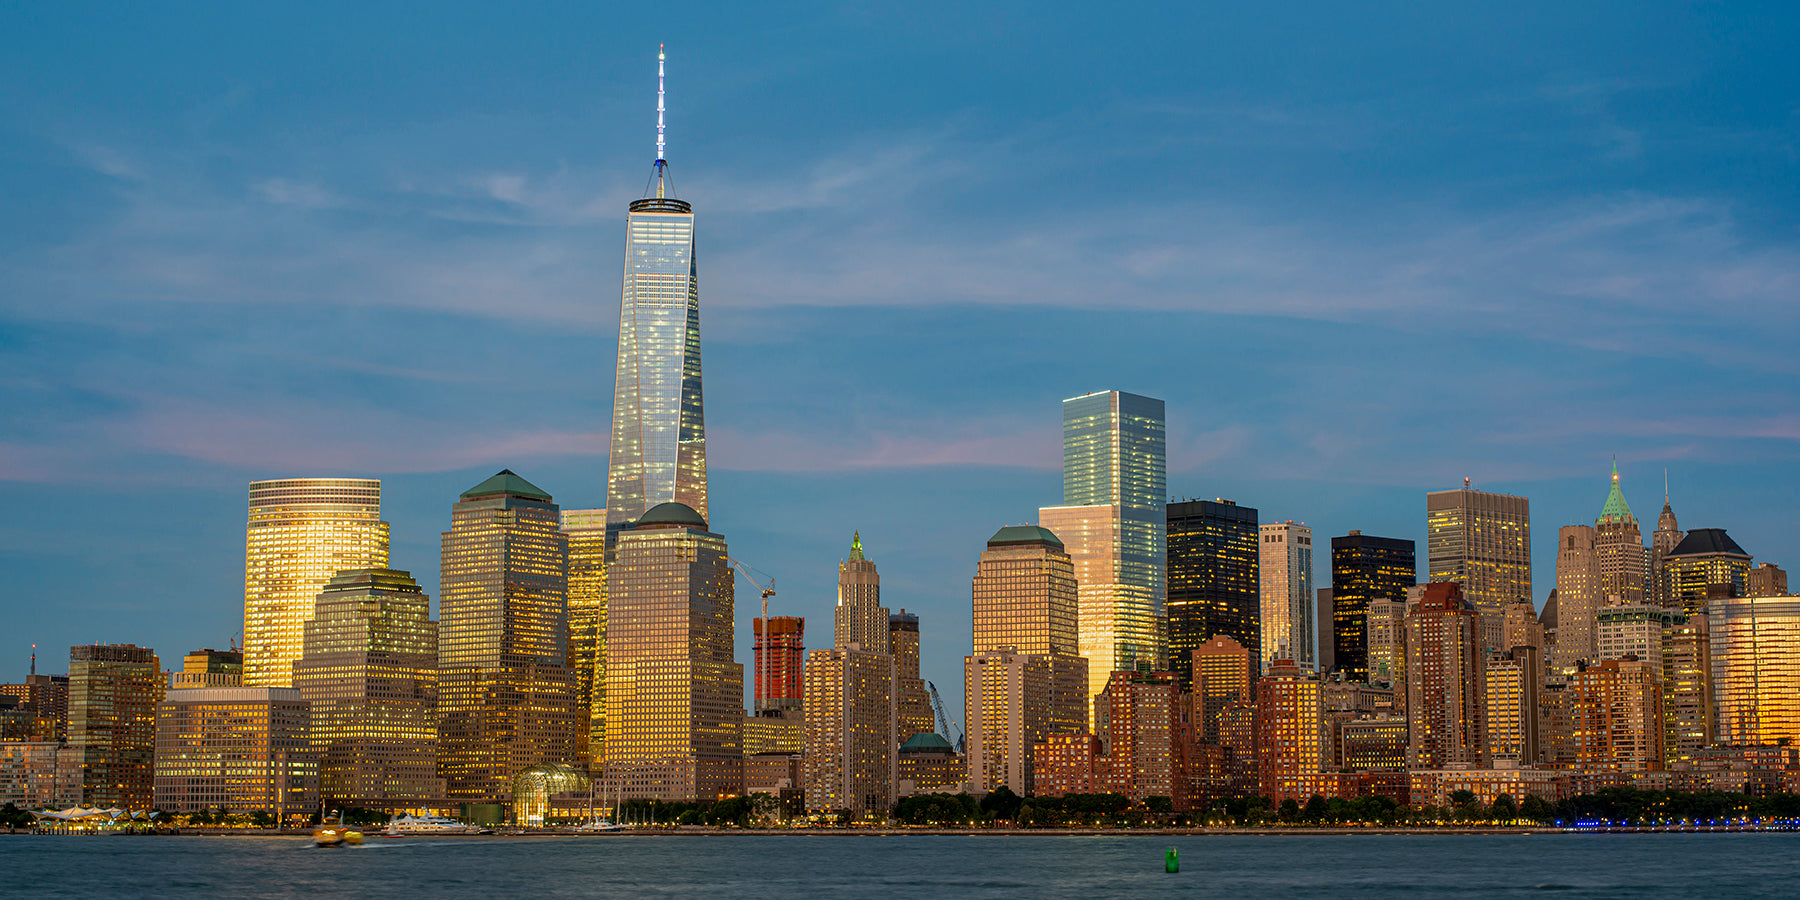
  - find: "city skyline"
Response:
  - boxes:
[6,8,1800,728]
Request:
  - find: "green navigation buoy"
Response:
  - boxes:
[1165,847,1179,873]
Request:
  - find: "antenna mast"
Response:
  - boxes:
[655,44,667,198]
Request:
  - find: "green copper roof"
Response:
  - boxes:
[460,469,552,502]
[989,525,1064,548]
[636,501,707,529]
[900,732,956,753]
[1597,461,1634,524]
[849,531,865,561]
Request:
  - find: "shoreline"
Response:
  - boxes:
[12,824,1794,837]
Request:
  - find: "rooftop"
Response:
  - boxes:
[636,501,708,529]
[1668,527,1749,558]
[988,524,1064,548]
[460,469,552,502]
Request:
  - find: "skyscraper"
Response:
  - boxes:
[803,647,896,818]
[1330,531,1416,682]
[293,568,443,811]
[1748,563,1789,598]
[438,470,577,805]
[561,508,608,768]
[1710,594,1800,748]
[603,502,743,802]
[1040,390,1166,704]
[153,686,316,821]
[1259,521,1315,671]
[1166,499,1260,691]
[753,616,805,715]
[1189,634,1256,746]
[243,478,390,687]
[1553,525,1602,671]
[1484,647,1540,764]
[835,533,889,652]
[1594,463,1646,606]
[68,644,162,809]
[889,610,936,742]
[1650,491,1685,609]
[1255,656,1325,802]
[1404,583,1486,769]
[1666,529,1754,616]
[1566,658,1665,772]
[606,48,707,529]
[1426,483,1530,651]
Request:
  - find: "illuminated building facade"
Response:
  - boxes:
[0,674,69,743]
[897,732,966,794]
[1166,499,1260,690]
[561,508,608,768]
[243,478,390,687]
[1502,595,1544,653]
[0,741,81,808]
[1484,647,1541,764]
[1748,563,1788,598]
[68,644,162,809]
[754,616,805,714]
[1190,634,1256,746]
[1650,495,1684,609]
[152,686,317,819]
[889,610,936,741]
[293,568,443,811]
[1337,715,1408,771]
[1365,597,1408,691]
[1566,658,1664,771]
[1093,669,1183,807]
[603,502,743,802]
[1596,605,1681,669]
[1259,521,1315,671]
[1405,583,1486,769]
[803,647,896,817]
[1666,528,1753,616]
[1553,524,1602,671]
[1426,485,1530,652]
[964,649,1084,796]
[173,649,243,690]
[1330,531,1415,682]
[1710,594,1800,748]
[1039,390,1165,704]
[1594,464,1646,606]
[438,470,577,805]
[1664,615,1713,765]
[1255,657,1325,802]
[835,533,889,653]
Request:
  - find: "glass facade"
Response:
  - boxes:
[1259,521,1315,671]
[1709,594,1800,748]
[1042,391,1165,704]
[608,197,708,528]
[68,644,162,809]
[1165,499,1260,692]
[561,508,608,768]
[242,478,390,688]
[1330,532,1415,681]
[152,686,316,820]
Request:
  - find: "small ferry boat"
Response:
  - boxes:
[313,811,364,846]
[383,814,483,835]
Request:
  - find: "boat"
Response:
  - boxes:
[384,814,483,835]
[314,811,364,847]
[573,818,631,832]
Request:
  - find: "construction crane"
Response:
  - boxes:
[927,681,963,753]
[727,557,777,715]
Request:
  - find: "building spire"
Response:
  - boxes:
[850,531,865,561]
[655,44,667,198]
[1598,459,1634,524]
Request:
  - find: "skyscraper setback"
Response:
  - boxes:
[606,48,707,529]
[1040,390,1166,704]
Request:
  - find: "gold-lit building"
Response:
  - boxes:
[243,478,390,688]
[1337,715,1408,771]
[561,507,608,768]
[835,533,889,652]
[1405,583,1486,769]
[173,649,243,690]
[1666,528,1753,616]
[0,741,81,808]
[803,647,896,817]
[1748,563,1788,598]
[898,732,965,794]
[964,526,1087,794]
[889,610,936,742]
[602,501,743,802]
[1710,594,1800,748]
[1553,524,1602,671]
[293,568,443,812]
[1190,634,1256,745]
[152,686,316,820]
[69,644,162,809]
[1595,464,1645,606]
[1427,484,1530,651]
[1255,656,1324,801]
[1566,658,1664,771]
[1484,647,1540,764]
[438,470,577,805]
[1365,597,1408,693]
[1092,669,1183,807]
[1664,614,1712,764]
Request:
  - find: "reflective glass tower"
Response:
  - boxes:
[607,47,707,528]
[1039,390,1165,706]
[1166,499,1260,692]
[1330,531,1416,681]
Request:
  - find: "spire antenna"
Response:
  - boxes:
[656,44,667,164]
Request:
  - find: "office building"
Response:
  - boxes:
[1485,647,1541,764]
[1365,597,1408,690]
[890,610,936,741]
[1747,563,1788,598]
[1189,634,1256,746]
[0,673,69,743]
[603,502,743,802]
[0,741,81,808]
[1040,390,1166,704]
[1259,521,1315,671]
[897,732,966,795]
[243,478,390,687]
[1594,464,1646,606]
[561,507,608,768]
[1596,605,1681,670]
[172,649,243,690]
[835,533,889,653]
[1330,531,1415,681]
[293,568,443,811]
[68,644,162,809]
[1650,491,1685,609]
[1666,529,1753,616]
[1502,595,1544,653]
[1404,583,1486,769]
[1166,499,1259,690]
[1710,594,1800,748]
[438,470,577,805]
[1426,483,1530,651]
[153,686,317,819]
[1554,525,1602,671]
[1664,614,1713,765]
[803,647,897,818]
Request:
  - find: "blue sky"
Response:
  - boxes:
[3,2,1797,714]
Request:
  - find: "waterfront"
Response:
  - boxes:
[4,832,1799,898]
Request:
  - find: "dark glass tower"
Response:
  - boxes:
[1166,499,1259,692]
[1330,531,1416,681]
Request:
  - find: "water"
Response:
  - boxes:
[3,832,1798,898]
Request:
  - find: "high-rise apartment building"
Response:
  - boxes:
[1484,647,1540,764]
[890,610,936,742]
[803,647,897,818]
[1595,605,1681,669]
[153,686,317,820]
[438,470,577,805]
[1554,525,1602,671]
[1404,583,1486,769]
[561,507,608,768]
[68,644,162,809]
[1365,597,1408,690]
[1166,499,1259,691]
[753,616,805,715]
[1709,594,1800,748]
[1255,657,1325,802]
[1594,464,1646,606]
[1566,658,1665,771]
[835,533,889,653]
[606,58,708,529]
[1748,563,1789,598]
[603,502,743,802]
[1330,531,1415,681]
[1189,634,1256,746]
[1426,484,1530,652]
[1040,390,1166,704]
[293,568,443,811]
[1501,595,1544,654]
[243,478,390,687]
[1650,492,1684,609]
[1093,669,1184,807]
[0,673,68,743]
[964,526,1087,794]
[1259,521,1315,671]
[1664,615,1713,765]
[1666,529,1753,616]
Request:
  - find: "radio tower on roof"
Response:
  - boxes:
[654,44,668,197]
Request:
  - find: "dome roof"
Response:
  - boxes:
[636,501,707,529]
[899,732,955,753]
